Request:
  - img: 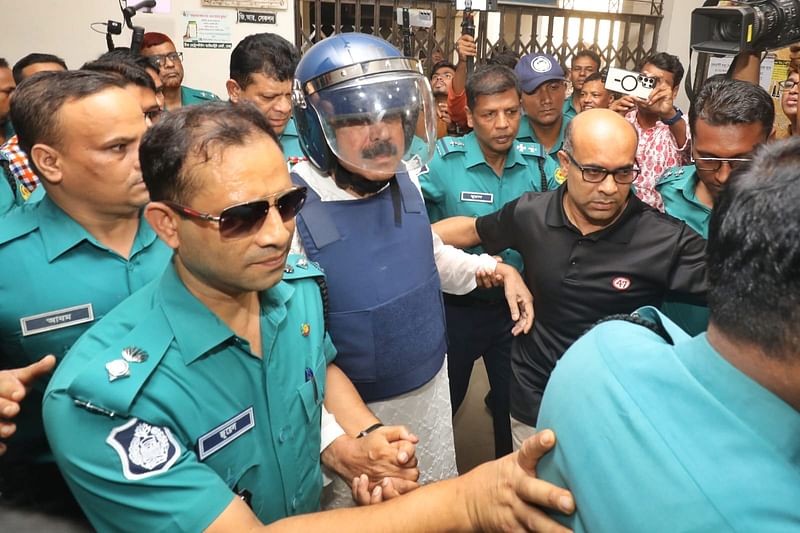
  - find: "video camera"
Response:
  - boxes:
[691,0,800,54]
[103,0,156,53]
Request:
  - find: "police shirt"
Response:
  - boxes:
[538,308,800,532]
[475,186,707,424]
[167,85,220,110]
[43,255,335,532]
[515,115,571,190]
[561,97,578,121]
[0,196,171,465]
[420,131,556,275]
[657,164,711,335]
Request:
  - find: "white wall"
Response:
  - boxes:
[657,0,705,110]
[1,0,297,98]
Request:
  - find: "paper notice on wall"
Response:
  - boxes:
[181,10,234,49]
[706,55,774,91]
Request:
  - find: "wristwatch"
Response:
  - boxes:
[357,422,384,438]
[661,107,683,126]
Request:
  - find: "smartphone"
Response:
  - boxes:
[605,67,656,100]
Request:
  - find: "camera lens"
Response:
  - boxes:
[715,18,742,42]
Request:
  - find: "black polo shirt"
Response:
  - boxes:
[476,185,707,425]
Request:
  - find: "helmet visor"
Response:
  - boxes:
[308,71,437,178]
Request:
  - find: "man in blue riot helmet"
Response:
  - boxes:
[291,33,535,508]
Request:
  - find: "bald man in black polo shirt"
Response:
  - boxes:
[434,109,707,447]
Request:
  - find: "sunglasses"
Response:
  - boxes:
[164,186,307,239]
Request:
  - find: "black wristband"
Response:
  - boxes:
[661,107,683,126]
[357,422,384,438]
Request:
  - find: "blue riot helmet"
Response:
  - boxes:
[292,33,437,179]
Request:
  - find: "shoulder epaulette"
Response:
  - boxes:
[515,142,545,158]
[283,254,324,279]
[197,91,220,101]
[435,137,466,157]
[657,165,688,184]
[0,201,41,245]
[283,254,328,331]
[67,308,174,418]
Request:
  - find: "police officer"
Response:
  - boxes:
[514,53,571,189]
[290,33,534,507]
[420,64,547,457]
[657,77,773,335]
[140,32,220,110]
[226,33,305,166]
[43,101,575,533]
[0,70,171,520]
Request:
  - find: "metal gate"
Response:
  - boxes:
[295,0,664,73]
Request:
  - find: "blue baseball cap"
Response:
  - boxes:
[515,53,566,93]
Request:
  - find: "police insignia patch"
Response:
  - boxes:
[106,418,180,480]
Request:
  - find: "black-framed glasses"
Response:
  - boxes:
[564,151,640,184]
[692,156,753,173]
[778,79,798,91]
[150,52,183,67]
[164,186,307,239]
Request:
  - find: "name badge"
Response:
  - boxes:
[20,304,94,337]
[197,407,256,461]
[460,191,494,204]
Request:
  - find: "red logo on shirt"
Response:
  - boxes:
[612,277,631,291]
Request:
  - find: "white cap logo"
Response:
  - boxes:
[611,276,631,291]
[531,56,552,73]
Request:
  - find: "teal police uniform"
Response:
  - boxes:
[164,85,219,110]
[515,115,570,190]
[656,164,710,335]
[0,196,171,469]
[419,131,550,455]
[0,164,45,215]
[421,132,556,270]
[43,255,334,531]
[537,307,800,532]
[561,97,578,120]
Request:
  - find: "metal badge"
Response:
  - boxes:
[301,323,311,337]
[284,265,295,274]
[106,359,131,382]
[296,257,309,269]
[121,346,148,364]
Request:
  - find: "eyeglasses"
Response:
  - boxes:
[778,79,798,90]
[431,72,454,82]
[564,151,640,184]
[692,156,752,172]
[150,52,183,67]
[164,186,307,239]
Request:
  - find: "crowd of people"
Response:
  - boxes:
[0,23,798,533]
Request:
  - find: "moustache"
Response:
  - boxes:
[361,141,398,160]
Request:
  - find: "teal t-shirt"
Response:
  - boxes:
[43,255,335,531]
[561,97,578,120]
[538,307,800,532]
[657,164,711,335]
[0,196,172,464]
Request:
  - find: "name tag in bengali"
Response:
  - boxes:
[20,304,94,337]
[460,191,494,204]
[197,407,256,461]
